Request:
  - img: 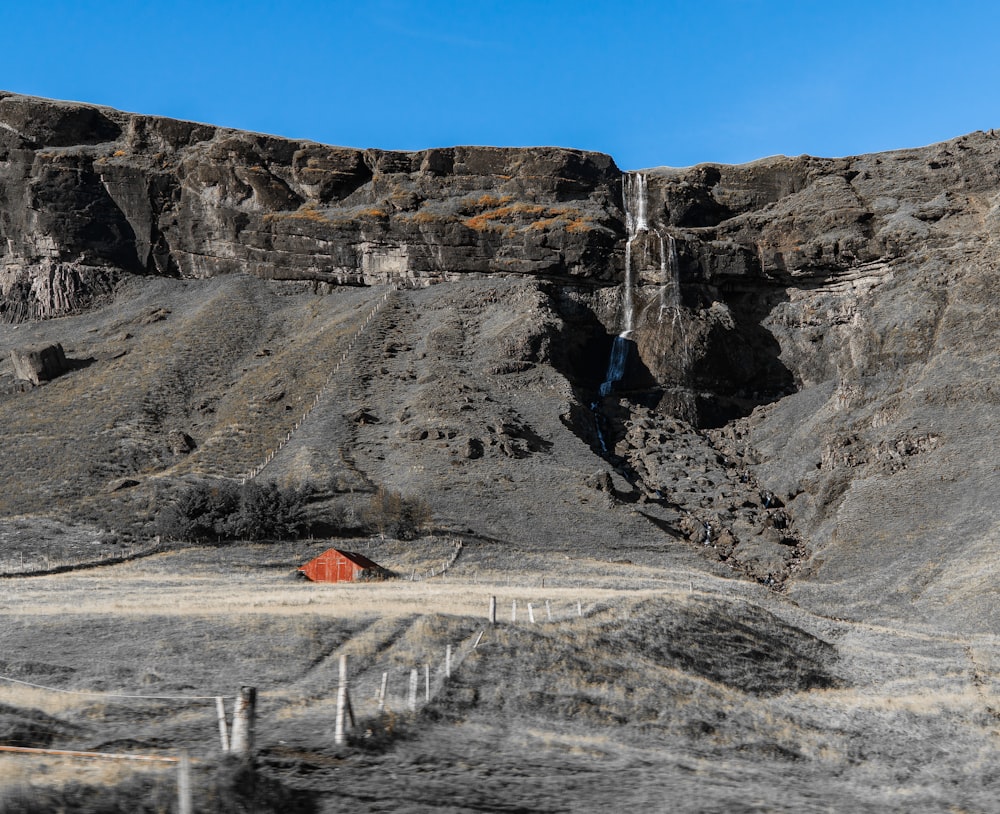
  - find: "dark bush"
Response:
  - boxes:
[226,481,307,541]
[156,480,308,543]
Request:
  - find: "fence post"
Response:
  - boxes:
[230,687,256,756]
[425,665,430,702]
[489,596,497,625]
[528,603,535,624]
[511,599,517,623]
[215,696,229,752]
[409,668,418,711]
[177,750,193,814]
[335,654,349,745]
[378,671,388,713]
[577,601,582,617]
[545,600,552,621]
[446,645,452,679]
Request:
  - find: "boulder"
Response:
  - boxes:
[9,343,69,385]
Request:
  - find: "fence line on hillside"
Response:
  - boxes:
[0,538,164,579]
[0,592,619,806]
[0,672,234,702]
[0,591,629,814]
[241,284,398,483]
[402,538,464,581]
[0,593,601,748]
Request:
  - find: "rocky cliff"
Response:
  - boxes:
[0,92,623,322]
[1,92,998,632]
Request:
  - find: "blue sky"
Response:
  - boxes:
[3,1,999,170]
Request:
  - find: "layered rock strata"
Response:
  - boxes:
[0,92,622,322]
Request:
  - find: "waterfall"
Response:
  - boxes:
[620,172,648,335]
[660,233,691,376]
[623,171,648,235]
[590,172,649,452]
[595,171,650,402]
[658,233,680,319]
[599,335,630,397]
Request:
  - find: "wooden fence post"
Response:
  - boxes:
[335,654,349,745]
[577,601,582,617]
[489,596,497,625]
[425,665,430,702]
[528,603,535,624]
[177,750,193,814]
[215,696,229,752]
[230,687,256,756]
[378,671,388,713]
[409,668,418,711]
[511,599,517,622]
[446,645,452,679]
[545,600,552,621]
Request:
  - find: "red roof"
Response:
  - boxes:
[298,548,384,583]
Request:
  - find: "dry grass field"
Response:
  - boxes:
[0,539,997,812]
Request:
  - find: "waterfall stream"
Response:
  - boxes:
[592,172,650,452]
[592,172,691,453]
[597,171,649,398]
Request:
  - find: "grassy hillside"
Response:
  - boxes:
[0,544,996,812]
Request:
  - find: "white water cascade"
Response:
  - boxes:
[620,171,648,335]
[597,171,649,399]
[598,335,630,398]
[658,233,680,319]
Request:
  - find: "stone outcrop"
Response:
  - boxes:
[9,342,68,384]
[0,92,622,321]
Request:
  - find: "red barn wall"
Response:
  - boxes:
[301,551,362,583]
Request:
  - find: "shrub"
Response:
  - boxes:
[155,481,309,543]
[363,487,432,540]
[156,481,240,542]
[227,481,307,541]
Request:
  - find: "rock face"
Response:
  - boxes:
[0,92,622,321]
[1,92,998,632]
[9,342,68,384]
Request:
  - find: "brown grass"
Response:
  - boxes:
[262,204,329,223]
[410,210,444,224]
[0,540,997,811]
[464,203,594,234]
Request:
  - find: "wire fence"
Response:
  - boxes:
[0,539,163,579]
[242,284,397,483]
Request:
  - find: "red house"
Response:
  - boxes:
[298,549,389,583]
